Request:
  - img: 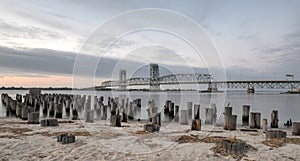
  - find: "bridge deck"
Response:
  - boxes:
[98,80,300,89]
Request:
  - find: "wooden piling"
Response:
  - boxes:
[265,130,287,139]
[127,102,134,120]
[174,105,179,123]
[164,100,171,121]
[16,103,22,118]
[85,109,94,123]
[242,105,250,126]
[21,106,28,120]
[271,110,279,128]
[194,104,200,119]
[292,122,300,136]
[224,114,237,130]
[262,118,268,132]
[41,119,59,126]
[210,103,217,124]
[180,110,188,125]
[224,107,232,116]
[250,112,261,129]
[28,112,40,124]
[191,119,201,131]
[222,140,246,155]
[169,102,175,119]
[144,124,154,133]
[205,108,213,124]
[187,102,193,120]
[110,115,121,127]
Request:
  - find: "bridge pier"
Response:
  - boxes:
[247,87,255,93]
[150,64,160,90]
[207,82,218,92]
[119,70,126,90]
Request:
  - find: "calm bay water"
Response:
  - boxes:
[1,89,299,127]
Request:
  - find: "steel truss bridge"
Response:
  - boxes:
[97,73,300,90]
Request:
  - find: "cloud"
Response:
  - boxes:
[2,44,294,82]
[247,30,300,78]
[0,45,210,79]
[0,18,64,40]
[253,30,300,65]
[237,33,257,41]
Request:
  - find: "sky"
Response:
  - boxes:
[0,0,299,87]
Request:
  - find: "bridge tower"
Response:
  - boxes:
[119,69,126,90]
[150,64,160,90]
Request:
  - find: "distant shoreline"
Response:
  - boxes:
[0,87,75,91]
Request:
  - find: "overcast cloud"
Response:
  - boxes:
[0,0,299,87]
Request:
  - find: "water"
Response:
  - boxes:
[1,89,299,127]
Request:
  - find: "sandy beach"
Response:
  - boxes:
[0,117,299,161]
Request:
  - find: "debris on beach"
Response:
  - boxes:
[57,134,75,144]
[262,138,300,148]
[175,135,200,144]
[200,136,257,159]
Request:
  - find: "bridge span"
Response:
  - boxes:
[97,64,300,93]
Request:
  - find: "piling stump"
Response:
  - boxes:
[187,102,193,120]
[110,115,121,127]
[271,110,279,128]
[250,112,261,129]
[153,124,160,132]
[57,134,75,144]
[144,124,154,133]
[21,106,28,120]
[265,130,287,139]
[222,140,246,155]
[54,103,63,118]
[174,105,179,123]
[40,119,59,126]
[85,109,94,123]
[180,110,188,125]
[292,122,300,136]
[210,103,217,124]
[224,107,232,116]
[242,105,250,126]
[194,104,200,120]
[16,103,22,118]
[205,108,213,124]
[28,112,40,124]
[224,115,237,130]
[262,118,268,132]
[191,119,201,131]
